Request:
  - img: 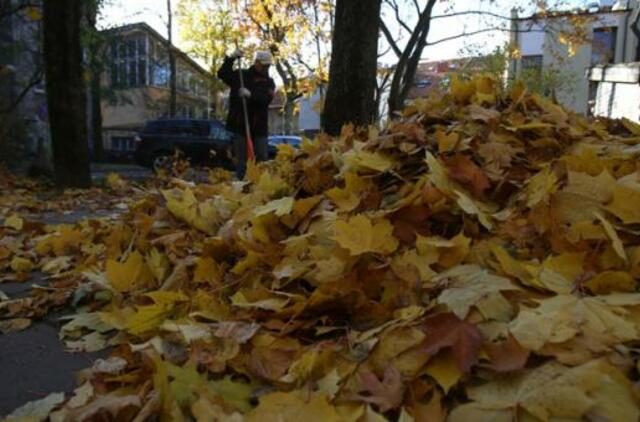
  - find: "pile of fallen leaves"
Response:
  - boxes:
[3,76,640,421]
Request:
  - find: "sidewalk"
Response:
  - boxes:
[0,210,112,415]
[90,163,152,182]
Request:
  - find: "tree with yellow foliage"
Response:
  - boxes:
[178,0,333,133]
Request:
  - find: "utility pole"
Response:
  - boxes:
[167,0,177,117]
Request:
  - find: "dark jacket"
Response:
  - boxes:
[217,56,275,138]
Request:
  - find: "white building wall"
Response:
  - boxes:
[298,90,322,132]
[512,6,639,115]
[518,23,545,56]
[594,81,640,120]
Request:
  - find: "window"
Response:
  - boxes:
[149,41,168,87]
[111,136,135,151]
[592,27,617,65]
[178,66,198,94]
[414,78,432,88]
[521,55,543,74]
[111,34,148,88]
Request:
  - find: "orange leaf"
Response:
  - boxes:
[484,334,530,373]
[443,155,491,197]
[420,313,483,373]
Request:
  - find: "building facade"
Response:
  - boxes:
[588,62,640,121]
[509,0,640,115]
[100,23,214,157]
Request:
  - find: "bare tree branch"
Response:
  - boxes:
[378,45,393,58]
[295,52,316,73]
[0,69,43,114]
[411,0,421,16]
[427,26,547,47]
[430,10,513,21]
[384,0,412,33]
[380,19,402,58]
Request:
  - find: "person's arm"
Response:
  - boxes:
[217,56,238,87]
[249,77,276,106]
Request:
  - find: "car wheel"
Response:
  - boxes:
[151,152,171,173]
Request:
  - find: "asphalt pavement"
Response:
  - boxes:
[0,166,148,416]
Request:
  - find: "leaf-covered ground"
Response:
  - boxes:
[2,77,640,421]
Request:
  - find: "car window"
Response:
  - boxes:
[269,136,301,146]
[175,121,198,136]
[212,126,233,141]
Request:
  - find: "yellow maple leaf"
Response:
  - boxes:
[562,147,607,176]
[586,271,636,294]
[509,294,640,354]
[10,256,34,273]
[280,348,334,385]
[436,129,460,153]
[606,185,640,224]
[419,233,471,269]
[253,196,295,217]
[436,264,518,319]
[525,166,558,208]
[230,290,289,311]
[146,248,170,283]
[474,75,497,105]
[425,353,463,394]
[162,188,232,235]
[4,214,24,231]
[326,172,371,212]
[35,225,84,256]
[564,170,615,203]
[41,256,73,275]
[450,74,476,104]
[368,327,426,374]
[455,191,494,230]
[344,149,396,173]
[391,249,437,283]
[333,215,398,256]
[246,391,341,422]
[535,252,586,294]
[106,251,155,293]
[454,360,639,421]
[193,257,223,284]
[125,291,187,335]
[595,212,626,261]
[105,173,127,190]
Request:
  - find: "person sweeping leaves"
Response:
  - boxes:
[217,50,276,179]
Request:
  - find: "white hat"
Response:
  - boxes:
[255,51,273,65]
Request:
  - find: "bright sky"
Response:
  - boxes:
[99,0,589,63]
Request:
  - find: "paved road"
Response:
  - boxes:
[0,175,138,416]
[0,308,109,415]
[91,163,152,182]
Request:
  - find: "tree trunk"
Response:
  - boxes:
[167,0,177,117]
[322,0,381,136]
[283,95,296,134]
[43,0,91,188]
[387,0,437,115]
[90,70,104,162]
[86,1,104,162]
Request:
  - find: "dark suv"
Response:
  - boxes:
[134,119,234,171]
